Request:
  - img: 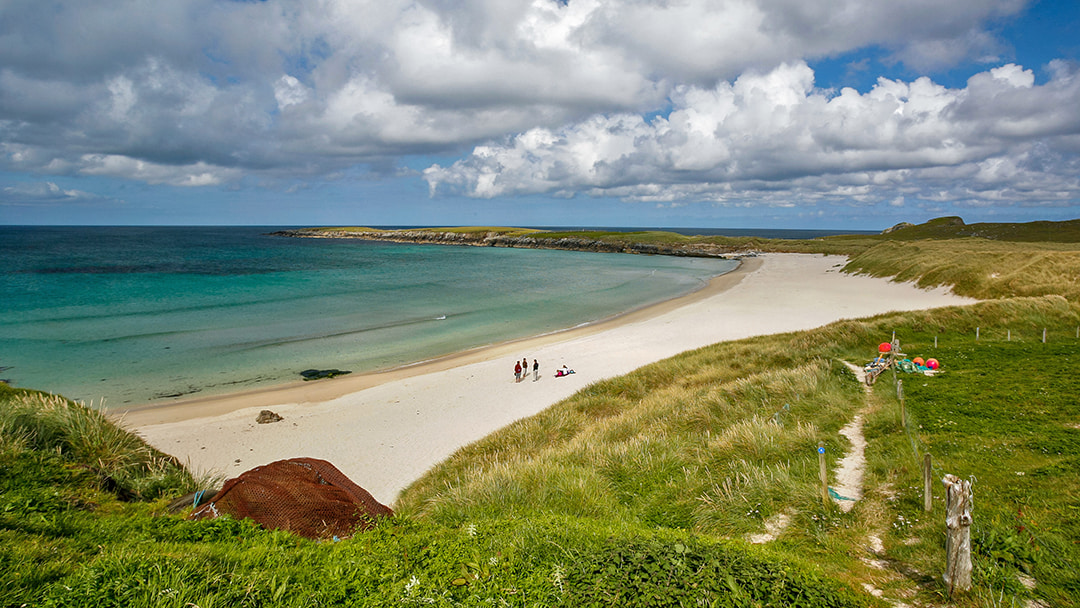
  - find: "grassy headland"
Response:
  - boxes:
[279,216,1080,301]
[4,217,1080,606]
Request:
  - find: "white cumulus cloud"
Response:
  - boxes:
[424,61,1080,208]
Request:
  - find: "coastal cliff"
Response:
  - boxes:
[271,228,751,259]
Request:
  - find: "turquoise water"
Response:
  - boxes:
[0,227,736,407]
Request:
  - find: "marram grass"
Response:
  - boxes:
[397,356,865,530]
[399,294,1080,606]
[0,387,207,500]
[844,239,1080,301]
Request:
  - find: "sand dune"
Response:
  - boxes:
[126,254,975,505]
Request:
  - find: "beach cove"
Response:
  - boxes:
[0,226,734,406]
[125,254,976,505]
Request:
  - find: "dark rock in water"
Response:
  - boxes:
[256,410,283,424]
[299,368,352,380]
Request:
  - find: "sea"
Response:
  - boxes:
[0,226,741,407]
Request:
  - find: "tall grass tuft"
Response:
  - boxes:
[845,240,1080,301]
[0,387,202,500]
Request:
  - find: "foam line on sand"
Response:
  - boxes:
[126,254,975,505]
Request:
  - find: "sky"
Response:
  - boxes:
[1,0,1079,230]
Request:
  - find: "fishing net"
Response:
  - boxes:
[189,457,393,539]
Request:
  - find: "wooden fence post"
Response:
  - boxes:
[923,454,932,512]
[943,474,973,596]
[934,335,938,348]
[1043,328,1047,343]
[890,340,898,384]
[1007,329,1011,341]
[817,442,829,510]
[898,379,905,427]
[976,327,980,341]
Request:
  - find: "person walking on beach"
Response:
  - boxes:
[532,359,539,382]
[514,360,522,382]
[521,358,529,381]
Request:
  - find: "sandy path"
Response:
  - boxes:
[833,361,872,512]
[128,254,975,506]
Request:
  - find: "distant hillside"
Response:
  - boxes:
[880,216,1080,242]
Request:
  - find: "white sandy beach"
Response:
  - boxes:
[126,254,976,505]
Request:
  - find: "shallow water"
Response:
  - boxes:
[0,226,736,406]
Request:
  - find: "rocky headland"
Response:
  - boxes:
[270,228,756,259]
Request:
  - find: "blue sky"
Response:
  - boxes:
[2,0,1079,230]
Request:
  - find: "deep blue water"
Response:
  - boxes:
[0,226,737,407]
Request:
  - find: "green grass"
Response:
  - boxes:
[0,387,206,501]
[399,296,1080,606]
[843,239,1080,301]
[870,335,1080,606]
[879,216,1080,242]
[0,385,872,607]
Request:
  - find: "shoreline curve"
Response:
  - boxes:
[116,257,755,427]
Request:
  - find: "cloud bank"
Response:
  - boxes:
[2,0,1077,213]
[424,61,1080,208]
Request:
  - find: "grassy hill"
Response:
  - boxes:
[878,216,1080,242]
[4,217,1080,607]
[1,383,870,607]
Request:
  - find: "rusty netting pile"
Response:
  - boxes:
[190,457,393,539]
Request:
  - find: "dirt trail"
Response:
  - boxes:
[835,361,871,512]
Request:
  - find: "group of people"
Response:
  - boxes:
[514,358,539,382]
[513,358,575,382]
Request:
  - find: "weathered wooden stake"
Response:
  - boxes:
[898,379,905,426]
[892,330,896,341]
[1043,328,1047,343]
[890,340,898,384]
[943,474,973,596]
[975,326,980,341]
[934,335,938,348]
[817,442,829,510]
[923,454,932,512]
[1007,329,1011,341]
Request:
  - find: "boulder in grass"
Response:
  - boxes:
[256,410,283,424]
[189,458,393,539]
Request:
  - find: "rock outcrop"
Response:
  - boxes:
[255,410,283,424]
